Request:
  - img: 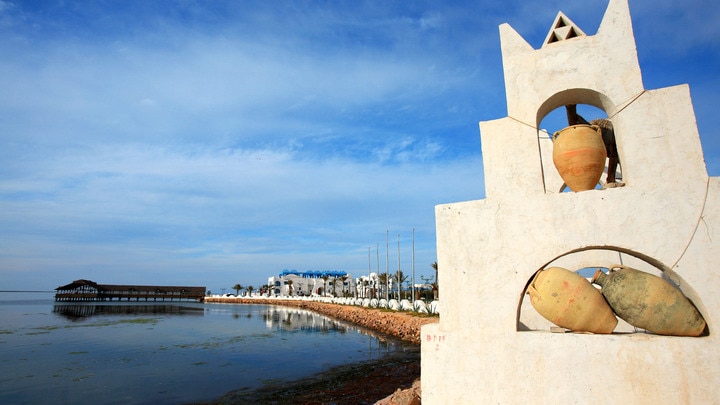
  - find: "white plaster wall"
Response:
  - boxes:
[430,176,709,334]
[422,323,718,404]
[615,86,707,189]
[479,118,545,199]
[671,177,720,320]
[421,0,719,403]
[423,173,720,403]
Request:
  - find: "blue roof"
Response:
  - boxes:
[278,269,347,278]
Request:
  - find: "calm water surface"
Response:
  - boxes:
[0,292,411,404]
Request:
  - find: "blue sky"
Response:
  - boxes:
[1,0,718,293]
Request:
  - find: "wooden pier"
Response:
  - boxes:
[54,279,206,302]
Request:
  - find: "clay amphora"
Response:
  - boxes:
[528,267,617,334]
[592,266,706,337]
[552,124,606,192]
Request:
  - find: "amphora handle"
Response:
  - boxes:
[608,264,626,273]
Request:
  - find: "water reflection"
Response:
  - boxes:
[262,306,348,334]
[53,303,399,355]
[260,306,396,353]
[3,299,408,404]
[52,303,204,320]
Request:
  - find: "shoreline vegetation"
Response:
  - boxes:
[201,297,438,404]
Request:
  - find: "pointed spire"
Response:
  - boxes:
[598,0,634,37]
[499,23,534,55]
[542,11,586,47]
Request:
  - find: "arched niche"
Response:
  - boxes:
[536,88,617,125]
[516,246,709,335]
[535,88,623,193]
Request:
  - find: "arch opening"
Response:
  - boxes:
[516,246,709,336]
[536,89,623,193]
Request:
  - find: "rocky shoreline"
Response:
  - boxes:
[201,297,438,404]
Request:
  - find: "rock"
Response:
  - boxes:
[375,378,421,405]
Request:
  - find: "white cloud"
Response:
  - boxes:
[0,0,717,291]
[419,12,443,31]
[0,1,14,13]
[0,139,482,288]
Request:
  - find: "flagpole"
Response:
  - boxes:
[376,242,380,299]
[397,233,401,300]
[412,227,415,302]
[385,229,389,301]
[367,246,371,299]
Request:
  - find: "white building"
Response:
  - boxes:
[354,272,379,299]
[354,272,404,299]
[267,270,355,297]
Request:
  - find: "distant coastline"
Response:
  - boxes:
[0,290,54,293]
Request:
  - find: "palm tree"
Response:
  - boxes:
[341,275,349,297]
[378,273,389,300]
[232,283,243,296]
[420,275,433,301]
[431,261,439,299]
[333,277,342,297]
[246,285,254,296]
[286,279,294,296]
[320,275,330,296]
[263,283,273,296]
[393,271,409,299]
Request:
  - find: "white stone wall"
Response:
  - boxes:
[422,0,720,403]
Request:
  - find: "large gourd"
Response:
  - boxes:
[528,267,617,334]
[552,124,606,191]
[592,265,706,337]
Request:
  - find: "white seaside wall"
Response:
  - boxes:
[421,0,720,403]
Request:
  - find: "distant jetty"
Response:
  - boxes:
[54,279,205,302]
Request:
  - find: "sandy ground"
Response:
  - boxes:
[198,298,438,404]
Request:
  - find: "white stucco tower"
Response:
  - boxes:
[421,0,720,403]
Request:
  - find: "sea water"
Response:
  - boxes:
[0,292,411,404]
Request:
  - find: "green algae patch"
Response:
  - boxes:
[118,318,159,325]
